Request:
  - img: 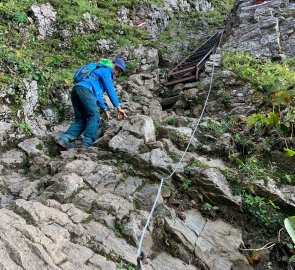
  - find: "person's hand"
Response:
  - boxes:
[103,110,112,121]
[117,107,127,119]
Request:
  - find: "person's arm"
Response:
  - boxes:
[99,69,120,108]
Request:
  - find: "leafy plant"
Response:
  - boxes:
[14,11,27,23]
[16,122,32,136]
[201,202,213,212]
[284,216,295,244]
[243,194,285,235]
[284,148,295,157]
[182,178,191,191]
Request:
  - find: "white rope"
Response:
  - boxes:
[136,32,224,270]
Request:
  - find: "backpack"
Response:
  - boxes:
[73,59,113,84]
[73,62,98,83]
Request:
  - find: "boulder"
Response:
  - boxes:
[134,184,164,211]
[18,137,46,156]
[93,193,134,220]
[84,165,121,195]
[122,115,156,143]
[109,131,144,154]
[189,167,241,208]
[30,3,56,40]
[0,149,24,168]
[165,210,251,270]
[45,173,84,202]
[0,121,12,142]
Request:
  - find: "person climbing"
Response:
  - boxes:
[58,58,127,149]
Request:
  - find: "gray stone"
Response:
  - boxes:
[18,137,45,156]
[88,254,117,270]
[122,115,156,143]
[84,221,137,265]
[109,131,144,154]
[84,165,120,195]
[194,219,249,270]
[93,193,134,220]
[114,176,143,200]
[65,159,98,176]
[0,149,24,167]
[122,209,150,245]
[46,173,84,202]
[0,121,12,142]
[30,3,56,40]
[189,167,241,207]
[134,184,163,211]
[147,252,199,270]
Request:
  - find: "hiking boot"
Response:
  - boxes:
[57,137,73,149]
[81,141,92,149]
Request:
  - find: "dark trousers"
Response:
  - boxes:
[61,86,100,144]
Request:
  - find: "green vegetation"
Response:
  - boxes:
[223,52,295,93]
[243,194,285,235]
[181,178,191,191]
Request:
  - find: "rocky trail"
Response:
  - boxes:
[1,0,295,269]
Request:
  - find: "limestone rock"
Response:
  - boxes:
[46,173,84,202]
[147,252,199,270]
[122,115,156,143]
[189,167,241,207]
[65,160,97,176]
[134,184,163,211]
[122,209,150,245]
[18,137,45,156]
[0,121,12,142]
[109,131,144,154]
[93,193,134,220]
[165,210,250,270]
[84,221,137,265]
[0,149,24,168]
[30,3,56,40]
[84,164,121,195]
[114,176,143,200]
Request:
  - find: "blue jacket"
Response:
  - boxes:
[76,64,120,109]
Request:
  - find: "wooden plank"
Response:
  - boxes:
[160,95,179,107]
[165,75,195,86]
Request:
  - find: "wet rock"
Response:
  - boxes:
[134,184,164,211]
[18,137,46,156]
[29,3,56,40]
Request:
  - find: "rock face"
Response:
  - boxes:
[29,3,57,40]
[223,0,295,57]
[165,210,250,270]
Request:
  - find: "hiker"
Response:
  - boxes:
[58,58,127,149]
